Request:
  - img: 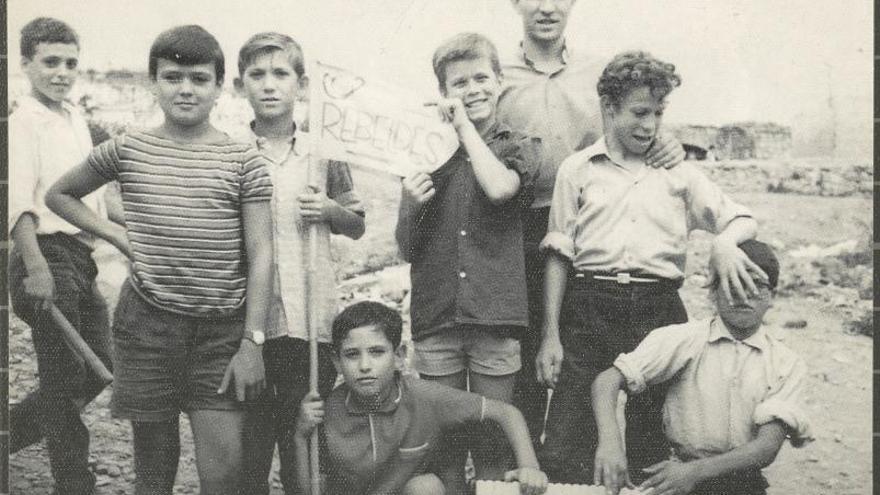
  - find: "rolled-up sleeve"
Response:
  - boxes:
[753,356,814,447]
[8,115,40,233]
[613,322,704,395]
[684,164,752,234]
[539,156,580,260]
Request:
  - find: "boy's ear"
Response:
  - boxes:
[330,353,342,374]
[600,94,615,113]
[298,74,309,93]
[394,343,407,369]
[233,77,244,94]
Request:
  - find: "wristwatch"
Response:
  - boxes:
[243,330,265,345]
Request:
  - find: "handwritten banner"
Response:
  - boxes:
[308,61,459,177]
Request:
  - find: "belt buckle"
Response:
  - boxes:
[616,273,631,284]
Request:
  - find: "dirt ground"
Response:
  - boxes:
[8,184,872,494]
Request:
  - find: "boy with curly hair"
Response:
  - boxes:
[536,51,768,484]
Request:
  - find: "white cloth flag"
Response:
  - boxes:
[308,61,460,177]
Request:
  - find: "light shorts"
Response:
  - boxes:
[413,324,521,377]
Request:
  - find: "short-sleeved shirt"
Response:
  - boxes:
[404,122,540,338]
[9,95,106,241]
[497,44,605,208]
[614,317,814,460]
[541,138,752,280]
[87,131,273,317]
[322,375,486,495]
[239,123,364,342]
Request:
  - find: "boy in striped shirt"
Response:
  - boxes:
[46,25,274,495]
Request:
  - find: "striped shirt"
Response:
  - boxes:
[87,131,273,316]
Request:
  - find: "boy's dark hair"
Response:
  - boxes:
[149,25,225,82]
[332,301,402,351]
[597,51,681,107]
[238,32,305,78]
[738,240,780,290]
[432,32,501,91]
[20,17,79,59]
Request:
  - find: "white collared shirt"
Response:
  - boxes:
[614,317,813,459]
[9,95,106,238]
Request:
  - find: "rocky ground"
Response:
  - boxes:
[8,164,873,494]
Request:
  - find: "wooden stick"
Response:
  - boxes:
[49,305,113,385]
[306,151,322,495]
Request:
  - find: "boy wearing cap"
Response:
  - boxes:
[591,240,813,495]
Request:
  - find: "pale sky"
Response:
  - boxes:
[8,0,873,156]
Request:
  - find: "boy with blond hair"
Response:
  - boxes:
[47,25,273,494]
[233,31,365,495]
[396,32,539,494]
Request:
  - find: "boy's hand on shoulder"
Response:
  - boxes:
[218,338,265,402]
[645,131,684,169]
[295,391,325,438]
[594,441,632,495]
[709,238,768,304]
[401,173,435,209]
[432,97,472,133]
[298,186,334,224]
[535,332,564,388]
[639,459,702,495]
[23,264,55,311]
[503,467,548,495]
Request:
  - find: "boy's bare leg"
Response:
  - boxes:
[468,372,516,482]
[420,371,468,495]
[190,409,245,495]
[132,420,180,495]
[403,473,446,495]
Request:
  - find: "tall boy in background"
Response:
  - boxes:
[8,17,112,495]
[46,25,273,495]
[396,33,539,494]
[537,51,766,484]
[234,31,365,495]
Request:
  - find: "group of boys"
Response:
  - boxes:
[10,2,812,494]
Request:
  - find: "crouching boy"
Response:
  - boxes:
[294,301,548,495]
[592,240,813,495]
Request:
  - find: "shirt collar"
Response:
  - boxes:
[708,317,768,351]
[518,41,571,74]
[249,120,309,157]
[18,94,77,119]
[344,377,404,415]
[581,135,612,161]
[482,121,513,144]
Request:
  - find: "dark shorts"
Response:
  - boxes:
[111,280,244,422]
[539,274,688,484]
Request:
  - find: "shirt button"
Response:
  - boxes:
[459,271,467,279]
[460,230,467,236]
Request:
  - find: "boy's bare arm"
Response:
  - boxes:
[10,214,54,310]
[45,161,131,258]
[591,368,630,495]
[220,201,272,401]
[437,98,520,204]
[710,216,764,303]
[482,399,548,495]
[640,422,787,495]
[536,252,569,388]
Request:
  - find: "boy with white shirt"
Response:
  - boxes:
[8,17,111,495]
